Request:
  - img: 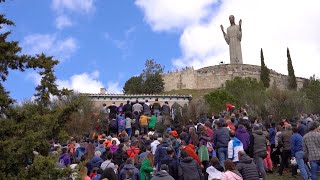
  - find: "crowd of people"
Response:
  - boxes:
[49,99,320,180]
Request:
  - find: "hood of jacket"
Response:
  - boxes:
[226,171,242,180]
[90,156,103,164]
[160,141,170,148]
[161,156,174,162]
[123,163,136,170]
[181,157,194,163]
[239,154,253,164]
[154,170,171,177]
[59,153,69,159]
[236,127,247,134]
[253,130,263,135]
[186,144,195,150]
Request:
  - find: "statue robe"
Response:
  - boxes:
[224,25,243,64]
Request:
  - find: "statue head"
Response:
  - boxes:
[229,15,235,25]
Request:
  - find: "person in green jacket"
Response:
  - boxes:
[148,113,157,131]
[140,153,154,180]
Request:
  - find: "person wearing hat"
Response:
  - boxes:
[171,130,178,137]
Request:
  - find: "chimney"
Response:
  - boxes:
[100,88,106,94]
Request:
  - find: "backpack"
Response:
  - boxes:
[153,103,160,110]
[119,119,126,127]
[127,146,140,158]
[143,104,151,112]
[162,105,170,113]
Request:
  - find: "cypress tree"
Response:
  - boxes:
[260,48,270,88]
[287,48,297,90]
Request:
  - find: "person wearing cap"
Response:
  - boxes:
[171,130,178,138]
[171,130,181,156]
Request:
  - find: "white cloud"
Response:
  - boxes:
[22,33,77,61]
[104,27,136,59]
[51,0,94,14]
[27,72,42,85]
[106,81,122,94]
[136,0,320,78]
[51,0,95,30]
[55,15,73,29]
[56,71,122,94]
[135,0,217,31]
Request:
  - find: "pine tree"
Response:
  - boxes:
[260,48,270,88]
[287,48,297,90]
[0,13,33,113]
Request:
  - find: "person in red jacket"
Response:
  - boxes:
[180,141,203,168]
[226,103,235,112]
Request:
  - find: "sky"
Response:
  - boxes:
[1,0,320,101]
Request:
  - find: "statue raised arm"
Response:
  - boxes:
[221,15,243,64]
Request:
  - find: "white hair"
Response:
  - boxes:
[94,150,101,157]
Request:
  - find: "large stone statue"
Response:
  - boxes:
[221,15,243,64]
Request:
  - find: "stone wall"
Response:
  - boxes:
[162,64,305,91]
[84,94,192,109]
